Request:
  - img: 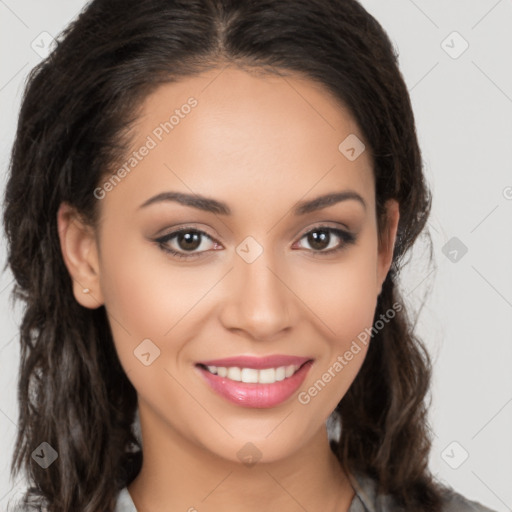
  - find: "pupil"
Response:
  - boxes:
[309,230,329,250]
[178,232,201,251]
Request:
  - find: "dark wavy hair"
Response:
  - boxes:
[3,0,444,510]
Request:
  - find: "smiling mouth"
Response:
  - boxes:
[196,361,310,385]
[195,359,314,408]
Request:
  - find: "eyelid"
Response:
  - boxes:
[294,221,351,239]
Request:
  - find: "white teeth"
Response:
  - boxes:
[285,365,296,378]
[258,368,276,384]
[241,368,259,383]
[204,364,301,384]
[227,367,241,381]
[275,366,286,381]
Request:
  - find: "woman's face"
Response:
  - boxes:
[59,66,398,464]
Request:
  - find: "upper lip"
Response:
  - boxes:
[197,355,313,369]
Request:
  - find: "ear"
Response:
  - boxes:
[56,202,104,309]
[376,199,400,297]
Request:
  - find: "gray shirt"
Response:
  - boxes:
[114,470,498,511]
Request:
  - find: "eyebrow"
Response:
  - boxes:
[138,190,366,215]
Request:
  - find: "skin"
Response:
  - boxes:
[57,65,399,512]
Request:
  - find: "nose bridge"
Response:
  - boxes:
[220,235,295,338]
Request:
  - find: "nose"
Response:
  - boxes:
[219,246,297,341]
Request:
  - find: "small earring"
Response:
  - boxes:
[82,288,90,294]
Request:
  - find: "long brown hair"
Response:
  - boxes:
[4,0,442,510]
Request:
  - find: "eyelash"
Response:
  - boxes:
[154,225,356,260]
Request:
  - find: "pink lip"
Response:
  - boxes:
[197,354,311,369]
[195,358,314,408]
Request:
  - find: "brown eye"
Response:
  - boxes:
[306,228,331,251]
[295,226,356,255]
[155,228,218,259]
[175,231,202,251]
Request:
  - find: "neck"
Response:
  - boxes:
[128,403,355,512]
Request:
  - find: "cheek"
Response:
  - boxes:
[98,222,210,332]
[293,239,379,345]
[294,258,377,414]
[96,230,183,369]
[291,234,380,410]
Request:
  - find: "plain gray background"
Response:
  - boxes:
[1,1,511,510]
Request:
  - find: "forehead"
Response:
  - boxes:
[101,66,375,219]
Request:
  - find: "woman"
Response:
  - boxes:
[3,0,497,511]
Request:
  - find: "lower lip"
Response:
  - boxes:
[196,361,313,408]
